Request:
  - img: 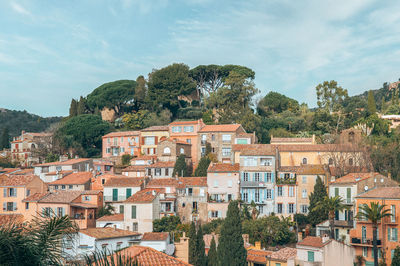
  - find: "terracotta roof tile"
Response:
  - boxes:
[124,188,163,203]
[12,169,34,175]
[141,232,169,241]
[146,161,176,168]
[103,131,140,138]
[147,178,178,187]
[80,227,140,239]
[279,166,300,173]
[169,120,202,125]
[356,187,400,199]
[270,247,297,261]
[198,124,242,132]
[70,202,98,209]
[0,174,36,186]
[271,137,313,144]
[141,125,169,132]
[23,192,47,202]
[296,165,326,175]
[297,236,329,248]
[247,249,274,264]
[34,158,91,167]
[277,144,361,152]
[49,172,92,185]
[122,165,147,172]
[208,163,240,172]
[177,177,207,188]
[96,213,124,222]
[37,190,82,203]
[331,172,384,184]
[232,144,275,156]
[104,177,144,187]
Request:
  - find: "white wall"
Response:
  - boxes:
[123,199,159,233]
[296,246,323,263]
[140,240,168,252]
[324,240,355,266]
[96,221,124,229]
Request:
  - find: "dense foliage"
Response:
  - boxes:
[307,176,329,226]
[153,216,182,233]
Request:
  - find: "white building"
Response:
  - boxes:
[139,232,170,252]
[96,214,124,229]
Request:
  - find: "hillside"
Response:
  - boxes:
[0,108,63,137]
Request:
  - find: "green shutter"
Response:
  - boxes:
[131,205,136,219]
[113,189,118,201]
[395,228,398,241]
[347,188,351,200]
[308,251,314,262]
[335,188,339,197]
[126,188,132,198]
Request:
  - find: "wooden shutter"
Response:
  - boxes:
[155,137,158,145]
[131,205,136,219]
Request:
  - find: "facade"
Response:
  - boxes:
[93,159,114,174]
[34,158,93,183]
[122,155,155,177]
[146,178,177,217]
[140,232,170,252]
[10,131,52,167]
[102,131,141,158]
[145,161,175,178]
[276,167,298,218]
[168,119,205,166]
[96,213,124,229]
[207,163,240,221]
[48,172,92,192]
[198,124,249,163]
[156,138,192,164]
[270,135,316,145]
[140,126,170,155]
[176,177,208,224]
[234,144,276,216]
[350,187,400,266]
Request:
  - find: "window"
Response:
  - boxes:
[213,180,219,187]
[132,222,138,231]
[211,134,215,141]
[106,148,111,154]
[243,172,249,182]
[155,168,161,176]
[388,228,398,241]
[255,191,260,202]
[131,205,136,219]
[25,202,29,210]
[26,189,30,197]
[120,205,124,214]
[302,189,307,199]
[329,158,333,165]
[165,168,169,176]
[301,205,308,214]
[349,158,354,166]
[55,185,59,189]
[335,187,339,197]
[184,126,194,132]
[113,137,118,145]
[255,173,260,182]
[289,186,294,197]
[69,185,73,189]
[284,173,290,180]
[302,158,307,165]
[288,203,294,214]
[266,172,272,182]
[363,247,368,257]
[236,139,248,144]
[222,148,231,156]
[228,180,232,187]
[201,147,206,155]
[8,188,17,197]
[163,147,171,154]
[228,194,232,201]
[180,148,185,154]
[201,134,207,144]
[172,126,182,133]
[144,137,155,145]
[302,176,307,184]
[186,139,191,144]
[307,251,314,262]
[244,157,257,166]
[116,242,122,250]
[61,185,66,190]
[107,138,110,144]
[222,134,231,142]
[362,226,367,243]
[277,187,283,197]
[277,203,283,214]
[242,192,248,202]
[260,158,272,166]
[392,205,396,222]
[57,207,64,216]
[84,196,91,201]
[266,189,272,199]
[120,137,123,143]
[258,205,263,214]
[211,211,220,218]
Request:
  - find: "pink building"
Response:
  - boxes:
[102,131,141,158]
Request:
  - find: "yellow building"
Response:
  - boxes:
[140,126,170,155]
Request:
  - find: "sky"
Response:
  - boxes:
[0,0,400,117]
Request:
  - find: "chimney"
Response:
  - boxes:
[298,232,303,242]
[255,241,261,250]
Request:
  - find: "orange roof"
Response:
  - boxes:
[122,165,147,172]
[103,131,140,138]
[208,163,240,172]
[232,144,275,156]
[177,177,207,188]
[34,158,91,167]
[270,247,297,261]
[146,161,176,168]
[331,172,384,184]
[104,177,144,187]
[141,232,169,241]
[198,124,242,132]
[12,169,34,175]
[108,246,191,266]
[271,137,313,143]
[80,227,140,239]
[277,144,361,152]
[296,165,326,175]
[247,249,274,264]
[49,172,92,185]
[169,120,201,125]
[0,174,36,187]
[37,191,82,203]
[124,188,163,203]
[96,213,124,222]
[356,187,400,199]
[23,192,47,202]
[0,168,21,174]
[147,178,178,187]
[297,236,330,248]
[141,125,169,132]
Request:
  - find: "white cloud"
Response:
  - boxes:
[10,2,31,16]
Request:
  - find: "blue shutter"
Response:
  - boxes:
[241,172,244,182]
[271,172,275,183]
[395,228,398,241]
[271,189,274,200]
[264,172,267,182]
[252,172,255,182]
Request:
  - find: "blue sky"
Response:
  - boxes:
[1,0,400,117]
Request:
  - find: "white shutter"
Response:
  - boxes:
[3,188,6,197]
[3,202,6,211]
[13,202,17,211]
[208,211,211,218]
[282,204,285,214]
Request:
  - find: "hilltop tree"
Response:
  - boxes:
[218,201,247,266]
[307,176,328,226]
[135,75,147,109]
[86,80,136,115]
[194,156,211,177]
[77,96,87,115]
[257,91,299,115]
[173,154,189,177]
[367,90,377,115]
[69,99,78,117]
[207,236,218,266]
[0,127,10,149]
[316,80,348,113]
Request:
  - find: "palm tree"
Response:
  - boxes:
[356,202,392,266]
[312,196,348,239]
[250,201,259,220]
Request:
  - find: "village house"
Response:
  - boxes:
[90,173,120,191]
[207,163,240,221]
[139,232,171,252]
[350,187,400,265]
[140,126,170,155]
[275,166,297,218]
[48,172,92,192]
[93,158,115,174]
[145,161,175,178]
[122,155,156,178]
[246,246,297,266]
[102,131,141,158]
[156,138,192,164]
[96,213,124,229]
[145,178,177,217]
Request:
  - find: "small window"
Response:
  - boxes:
[163,147,171,154]
[180,148,185,154]
[25,202,29,210]
[302,176,307,184]
[328,158,333,165]
[61,185,66,190]
[302,158,307,165]
[69,185,73,189]
[349,158,354,166]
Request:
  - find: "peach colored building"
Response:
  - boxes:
[0,174,47,220]
[48,172,92,192]
[350,187,400,266]
[140,126,170,155]
[122,155,156,177]
[102,131,141,158]
[168,119,205,166]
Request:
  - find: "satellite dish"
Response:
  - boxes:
[364,186,368,191]
[165,244,175,256]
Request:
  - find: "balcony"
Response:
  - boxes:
[351,238,382,246]
[276,178,296,185]
[345,198,353,204]
[241,180,267,187]
[104,195,128,202]
[385,216,397,224]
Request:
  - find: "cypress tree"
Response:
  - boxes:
[188,222,197,265]
[392,246,400,266]
[381,97,386,113]
[217,201,247,266]
[207,236,218,266]
[173,154,188,177]
[367,90,377,115]
[307,176,328,226]
[194,156,211,176]
[195,226,206,266]
[69,99,78,117]
[77,96,87,115]
[0,127,10,149]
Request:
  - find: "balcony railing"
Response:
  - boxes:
[345,198,352,204]
[104,195,128,202]
[241,180,268,187]
[351,238,382,246]
[276,178,296,185]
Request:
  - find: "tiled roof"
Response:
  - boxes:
[296,165,326,175]
[70,202,98,209]
[0,214,24,224]
[23,192,47,202]
[34,158,91,167]
[198,124,241,132]
[232,144,275,156]
[141,125,169,132]
[277,144,361,152]
[45,170,74,176]
[124,188,163,203]
[103,131,140,138]
[331,172,384,184]
[37,191,82,203]
[146,161,176,168]
[271,137,313,143]
[297,236,329,248]
[278,166,300,173]
[169,120,201,125]
[109,246,191,266]
[356,187,400,199]
[49,172,92,185]
[104,177,144,187]
[122,165,147,172]
[270,247,297,261]
[0,168,20,174]
[147,178,178,187]
[177,177,207,188]
[247,249,274,264]
[96,213,124,222]
[12,169,34,175]
[0,174,36,187]
[141,232,169,241]
[80,227,140,240]
[208,163,240,172]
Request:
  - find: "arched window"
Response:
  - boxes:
[163,147,171,154]
[328,158,333,165]
[348,131,355,142]
[349,158,354,166]
[302,158,307,165]
[180,148,185,154]
[31,144,36,150]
